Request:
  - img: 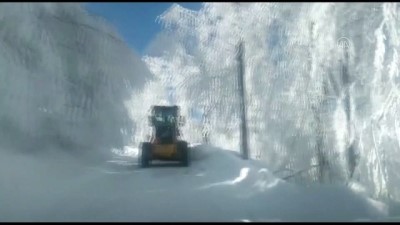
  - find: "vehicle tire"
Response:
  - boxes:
[178,141,189,167]
[140,142,152,168]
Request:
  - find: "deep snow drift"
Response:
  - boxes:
[0,144,390,222]
[0,3,151,155]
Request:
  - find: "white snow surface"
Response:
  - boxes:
[0,144,390,222]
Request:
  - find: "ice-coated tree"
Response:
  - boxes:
[143,2,400,201]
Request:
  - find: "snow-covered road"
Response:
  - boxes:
[0,144,390,222]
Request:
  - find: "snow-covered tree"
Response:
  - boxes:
[140,2,400,201]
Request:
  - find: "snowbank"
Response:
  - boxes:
[0,3,151,154]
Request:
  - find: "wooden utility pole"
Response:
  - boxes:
[341,42,357,180]
[237,41,249,160]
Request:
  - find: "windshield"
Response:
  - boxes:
[153,108,177,125]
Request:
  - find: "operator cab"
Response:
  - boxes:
[149,105,185,144]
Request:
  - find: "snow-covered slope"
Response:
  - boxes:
[0,3,151,155]
[0,144,389,222]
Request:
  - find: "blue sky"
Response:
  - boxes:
[85,2,202,55]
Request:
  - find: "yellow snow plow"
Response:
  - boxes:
[139,105,189,167]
